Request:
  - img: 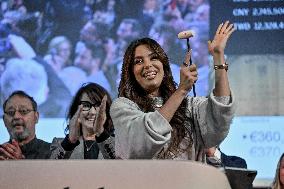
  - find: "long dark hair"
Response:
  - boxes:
[65,82,114,135]
[272,153,284,189]
[118,37,190,151]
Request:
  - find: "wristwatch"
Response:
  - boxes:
[214,62,228,71]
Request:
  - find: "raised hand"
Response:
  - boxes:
[93,95,107,136]
[8,34,36,59]
[68,105,83,143]
[208,21,233,97]
[0,140,25,160]
[208,21,235,56]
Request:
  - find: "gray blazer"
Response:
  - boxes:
[49,136,115,159]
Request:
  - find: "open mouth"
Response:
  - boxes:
[13,125,25,132]
[85,116,97,123]
[86,119,95,122]
[143,70,157,80]
[13,122,25,128]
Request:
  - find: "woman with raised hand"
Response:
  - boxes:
[110,21,236,160]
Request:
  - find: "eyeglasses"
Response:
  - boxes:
[4,109,35,117]
[80,101,100,111]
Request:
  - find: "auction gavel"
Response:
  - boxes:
[178,30,196,97]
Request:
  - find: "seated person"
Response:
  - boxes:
[0,91,50,160]
[271,153,284,189]
[50,83,115,159]
[205,146,247,168]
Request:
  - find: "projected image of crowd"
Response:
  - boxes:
[0,0,210,118]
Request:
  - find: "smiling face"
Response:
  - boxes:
[57,41,71,64]
[79,93,100,130]
[133,44,164,97]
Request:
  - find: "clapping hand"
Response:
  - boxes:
[93,95,107,137]
[0,140,25,160]
[68,105,83,143]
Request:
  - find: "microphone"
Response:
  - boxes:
[178,29,196,97]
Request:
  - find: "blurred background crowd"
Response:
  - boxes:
[0,0,210,118]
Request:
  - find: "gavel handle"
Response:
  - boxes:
[187,39,196,97]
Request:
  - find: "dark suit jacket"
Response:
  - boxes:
[221,152,247,168]
[207,150,247,169]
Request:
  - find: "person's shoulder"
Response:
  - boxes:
[185,95,208,105]
[111,97,140,111]
[49,137,65,150]
[221,152,247,169]
[36,138,51,145]
[50,137,64,144]
[34,138,51,151]
[112,97,136,106]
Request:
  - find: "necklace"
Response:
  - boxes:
[84,140,96,152]
[152,97,164,108]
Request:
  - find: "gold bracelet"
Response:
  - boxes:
[214,62,228,71]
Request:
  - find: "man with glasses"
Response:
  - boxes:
[0,91,50,160]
